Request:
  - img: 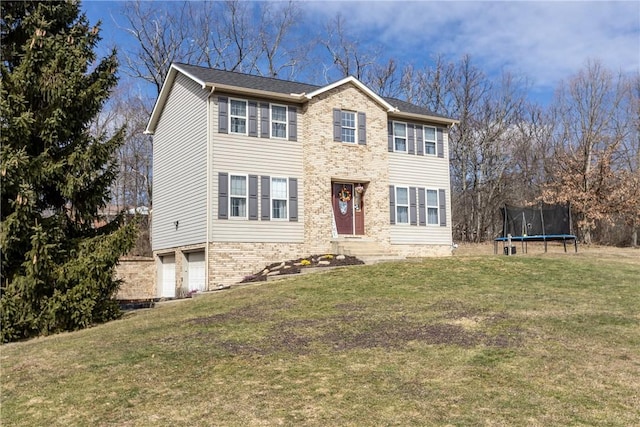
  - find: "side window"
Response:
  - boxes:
[271,177,288,220]
[424,126,437,156]
[271,105,287,139]
[426,189,439,225]
[229,175,247,218]
[395,187,409,224]
[341,111,356,143]
[393,122,407,152]
[230,99,247,134]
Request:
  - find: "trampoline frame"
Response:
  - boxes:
[493,234,578,254]
[494,204,578,254]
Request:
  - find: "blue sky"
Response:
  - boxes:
[82,0,639,105]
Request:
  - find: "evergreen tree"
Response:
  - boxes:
[0,0,136,342]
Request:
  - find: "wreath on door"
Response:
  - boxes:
[338,187,352,202]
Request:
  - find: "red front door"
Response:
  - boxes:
[332,183,354,235]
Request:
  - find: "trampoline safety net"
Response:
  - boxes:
[500,204,572,237]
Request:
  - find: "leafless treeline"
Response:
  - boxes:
[101,0,639,248]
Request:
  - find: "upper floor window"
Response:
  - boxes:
[424,126,437,156]
[271,105,287,139]
[271,177,288,220]
[393,122,407,152]
[426,189,439,225]
[230,174,247,218]
[230,99,247,134]
[341,111,356,143]
[395,186,409,224]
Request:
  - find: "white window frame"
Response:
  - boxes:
[341,110,357,143]
[395,186,410,225]
[270,104,288,139]
[424,126,437,156]
[229,173,248,219]
[393,121,407,153]
[270,176,288,220]
[229,98,247,135]
[426,188,439,225]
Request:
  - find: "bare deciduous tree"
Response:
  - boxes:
[320,14,379,83]
[121,0,306,96]
[402,55,527,242]
[542,60,631,244]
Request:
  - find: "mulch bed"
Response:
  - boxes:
[240,254,364,283]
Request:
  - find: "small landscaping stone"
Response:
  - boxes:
[239,254,364,283]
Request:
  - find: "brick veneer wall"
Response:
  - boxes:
[115,256,155,300]
[208,242,305,286]
[302,83,392,254]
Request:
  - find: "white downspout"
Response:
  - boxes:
[206,87,215,290]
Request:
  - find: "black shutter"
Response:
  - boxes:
[218,97,228,134]
[261,176,270,220]
[409,187,417,225]
[437,128,444,158]
[289,178,298,221]
[288,106,297,141]
[248,101,257,137]
[248,175,258,220]
[389,185,396,224]
[388,121,394,152]
[439,188,446,226]
[358,112,366,145]
[418,187,426,226]
[260,103,269,138]
[333,109,341,142]
[218,172,228,219]
[416,125,424,156]
[408,124,415,155]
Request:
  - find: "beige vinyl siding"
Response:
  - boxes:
[152,73,208,250]
[211,96,304,243]
[388,129,452,245]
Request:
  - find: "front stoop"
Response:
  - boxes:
[331,238,405,265]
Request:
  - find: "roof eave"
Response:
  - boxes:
[205,83,306,102]
[388,111,459,127]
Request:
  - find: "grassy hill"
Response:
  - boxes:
[2,250,639,426]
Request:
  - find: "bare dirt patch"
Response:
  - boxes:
[182,300,522,356]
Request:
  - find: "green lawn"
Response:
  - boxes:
[2,253,639,426]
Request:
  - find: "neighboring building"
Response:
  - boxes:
[145,63,458,296]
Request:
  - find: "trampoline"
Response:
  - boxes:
[494,204,578,254]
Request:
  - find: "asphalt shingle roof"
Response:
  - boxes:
[174,63,454,121]
[175,63,320,95]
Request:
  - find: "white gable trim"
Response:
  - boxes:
[145,64,209,135]
[305,76,398,113]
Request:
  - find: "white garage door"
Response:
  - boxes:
[186,251,206,292]
[159,255,176,298]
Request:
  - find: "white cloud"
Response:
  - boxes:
[302,1,640,94]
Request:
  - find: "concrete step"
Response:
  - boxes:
[332,239,401,260]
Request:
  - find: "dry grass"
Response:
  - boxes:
[2,248,639,426]
[454,241,640,263]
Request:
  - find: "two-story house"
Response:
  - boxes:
[145,63,457,297]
